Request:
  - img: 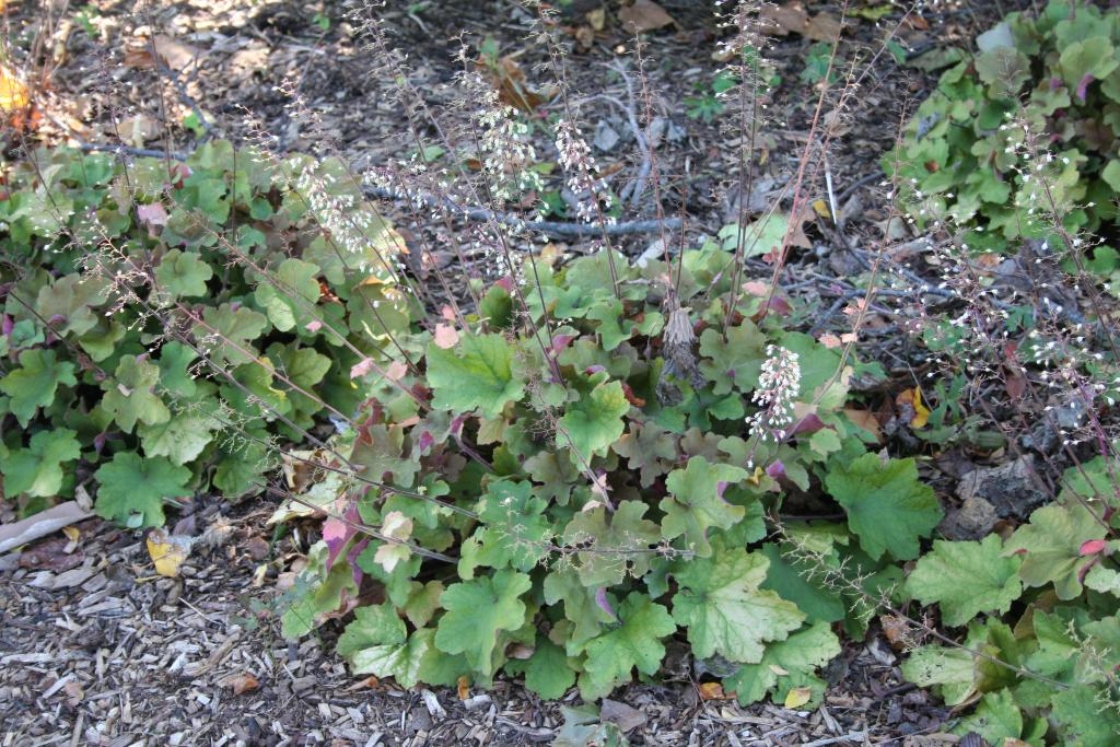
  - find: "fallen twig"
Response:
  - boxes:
[362,185,681,238]
[0,501,94,555]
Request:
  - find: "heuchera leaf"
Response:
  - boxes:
[558,377,630,465]
[35,274,110,336]
[612,421,679,488]
[951,690,1023,745]
[698,321,767,395]
[138,414,217,465]
[508,637,577,699]
[101,354,172,433]
[434,570,532,679]
[661,457,748,557]
[281,542,360,639]
[93,452,192,527]
[562,500,661,587]
[827,453,941,561]
[672,544,805,663]
[901,644,978,707]
[426,333,525,418]
[758,541,847,624]
[254,258,322,331]
[1051,684,1120,746]
[337,603,431,687]
[197,303,269,367]
[459,479,552,579]
[1004,502,1109,600]
[0,349,78,427]
[543,567,617,653]
[157,341,199,397]
[2,428,81,498]
[906,535,1023,626]
[154,248,214,299]
[723,621,841,706]
[1058,37,1119,96]
[579,594,677,700]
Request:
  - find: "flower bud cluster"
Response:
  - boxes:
[746,344,801,441]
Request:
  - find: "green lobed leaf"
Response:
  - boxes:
[578,594,677,700]
[254,258,322,331]
[951,690,1023,744]
[661,457,748,557]
[2,428,81,498]
[723,621,841,706]
[1058,37,1119,96]
[154,249,215,299]
[101,354,172,433]
[1051,685,1120,747]
[506,637,577,700]
[827,453,941,561]
[93,452,192,527]
[157,341,200,397]
[35,274,111,337]
[612,421,679,488]
[558,377,630,465]
[672,544,805,663]
[196,303,269,367]
[698,321,767,395]
[543,567,617,653]
[562,500,661,587]
[434,570,532,679]
[758,542,847,625]
[337,603,435,687]
[138,414,217,465]
[1004,501,1108,600]
[0,349,78,427]
[906,535,1022,626]
[459,479,552,578]
[426,333,525,418]
[901,644,977,707]
[280,542,361,639]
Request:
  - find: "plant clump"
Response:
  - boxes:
[888,0,1120,264]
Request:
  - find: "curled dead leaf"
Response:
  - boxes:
[896,386,930,428]
[618,0,676,34]
[146,528,194,578]
[223,673,260,695]
[698,682,727,700]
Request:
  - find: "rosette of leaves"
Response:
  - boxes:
[0,142,408,523]
[886,1,1120,262]
[277,243,945,706]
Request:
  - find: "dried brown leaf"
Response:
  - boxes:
[618,0,676,34]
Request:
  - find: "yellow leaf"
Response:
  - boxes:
[746,465,766,486]
[698,681,726,700]
[62,526,81,542]
[0,66,29,111]
[784,686,812,709]
[896,386,930,429]
[146,528,193,578]
[812,198,831,219]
